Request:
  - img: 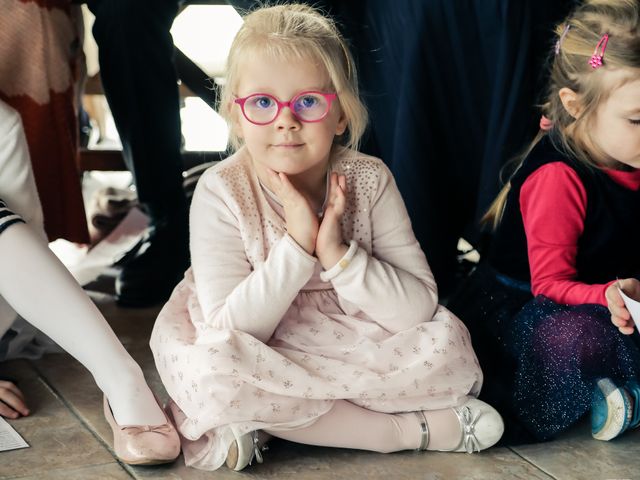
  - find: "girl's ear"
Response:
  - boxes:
[558,87,582,118]
[335,111,348,136]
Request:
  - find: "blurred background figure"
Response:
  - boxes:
[0,0,89,244]
[85,0,188,307]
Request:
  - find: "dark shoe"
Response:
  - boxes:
[115,223,189,307]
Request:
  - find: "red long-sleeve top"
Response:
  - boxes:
[520,162,640,306]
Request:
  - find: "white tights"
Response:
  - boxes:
[0,223,165,426]
[265,400,462,453]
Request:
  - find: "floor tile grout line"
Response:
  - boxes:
[507,446,560,480]
[29,360,137,480]
[1,461,129,480]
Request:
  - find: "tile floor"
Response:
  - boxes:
[1,284,639,479]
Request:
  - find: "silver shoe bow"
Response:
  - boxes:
[455,406,481,453]
[248,431,269,465]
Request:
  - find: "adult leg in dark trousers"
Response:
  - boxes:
[87,0,188,307]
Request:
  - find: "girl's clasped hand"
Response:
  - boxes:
[267,168,348,267]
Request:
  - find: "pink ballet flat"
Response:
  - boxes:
[103,396,181,465]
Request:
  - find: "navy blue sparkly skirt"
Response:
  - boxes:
[448,264,640,443]
[446,263,535,444]
[506,296,640,441]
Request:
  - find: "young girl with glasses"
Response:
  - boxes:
[150,3,503,472]
[448,0,640,446]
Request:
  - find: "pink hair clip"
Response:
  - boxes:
[589,33,609,69]
[539,115,553,131]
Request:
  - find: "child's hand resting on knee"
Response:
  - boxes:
[606,278,640,335]
[0,379,29,418]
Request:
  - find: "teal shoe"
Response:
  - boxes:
[591,377,638,441]
[624,379,640,430]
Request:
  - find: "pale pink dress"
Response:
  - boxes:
[150,147,482,470]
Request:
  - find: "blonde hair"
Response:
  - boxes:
[484,0,640,228]
[219,3,368,152]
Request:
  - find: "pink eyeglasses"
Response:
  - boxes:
[234,91,337,125]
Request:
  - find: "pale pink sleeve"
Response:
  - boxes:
[189,170,317,342]
[322,163,439,333]
[521,162,614,306]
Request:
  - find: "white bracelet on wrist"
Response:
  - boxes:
[320,240,358,282]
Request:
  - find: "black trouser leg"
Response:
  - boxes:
[87,0,188,306]
[88,0,186,222]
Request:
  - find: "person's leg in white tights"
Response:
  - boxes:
[265,399,463,453]
[0,222,165,426]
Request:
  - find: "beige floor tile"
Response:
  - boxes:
[512,420,640,480]
[126,441,554,480]
[5,463,132,480]
[0,361,118,479]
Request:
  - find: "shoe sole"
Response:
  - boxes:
[225,439,240,470]
[592,378,629,441]
[226,431,270,471]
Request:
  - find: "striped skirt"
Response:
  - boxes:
[0,199,24,235]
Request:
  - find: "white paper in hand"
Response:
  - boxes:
[617,286,640,332]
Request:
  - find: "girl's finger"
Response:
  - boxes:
[610,304,631,321]
[619,325,636,335]
[278,172,295,191]
[265,168,283,194]
[611,315,629,328]
[328,172,338,197]
[606,284,624,307]
[0,387,29,416]
[277,172,298,199]
[0,402,19,419]
[324,174,344,213]
[333,184,346,215]
[338,174,347,193]
[0,381,25,402]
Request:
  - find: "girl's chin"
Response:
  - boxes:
[256,163,299,177]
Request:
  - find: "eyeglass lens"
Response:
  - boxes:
[243,93,330,123]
